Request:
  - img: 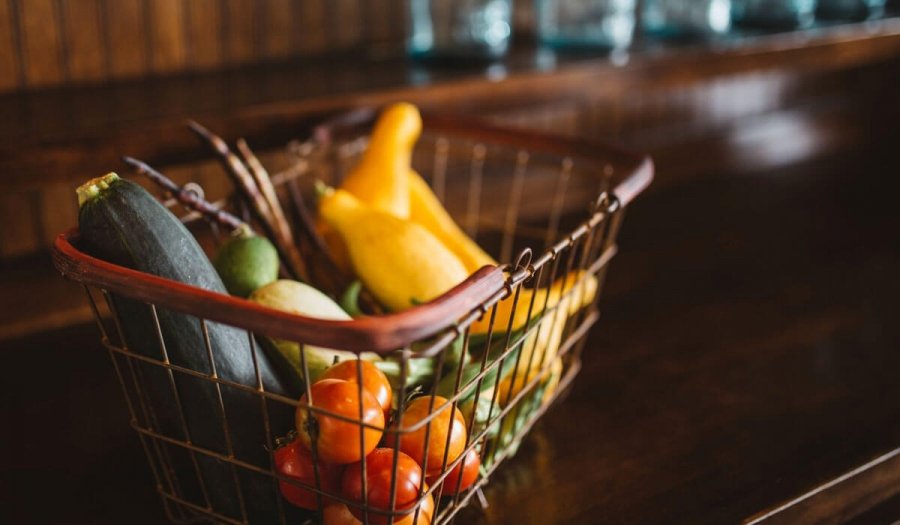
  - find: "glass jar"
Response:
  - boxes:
[888,0,900,14]
[731,0,817,29]
[816,0,885,20]
[536,0,637,51]
[407,0,512,60]
[643,0,733,39]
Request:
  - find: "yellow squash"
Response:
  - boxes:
[497,289,577,406]
[471,270,598,335]
[319,188,470,312]
[340,102,421,218]
[328,102,496,278]
[321,102,421,273]
[408,169,497,273]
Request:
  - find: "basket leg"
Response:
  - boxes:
[475,487,490,510]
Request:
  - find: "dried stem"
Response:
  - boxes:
[236,138,295,248]
[123,156,246,232]
[188,120,310,282]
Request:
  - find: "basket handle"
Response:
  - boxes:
[53,229,506,353]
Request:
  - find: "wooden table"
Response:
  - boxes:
[3,124,900,523]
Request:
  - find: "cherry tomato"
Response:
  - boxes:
[341,448,430,525]
[274,438,342,509]
[296,379,384,464]
[323,503,362,525]
[320,360,393,415]
[426,447,480,495]
[389,396,467,475]
[324,495,434,525]
[394,485,434,525]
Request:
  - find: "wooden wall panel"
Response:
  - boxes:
[60,0,106,83]
[148,0,187,73]
[298,1,328,55]
[17,0,64,87]
[39,182,78,247]
[332,0,363,49]
[185,0,223,70]
[0,0,422,93]
[0,190,40,257]
[262,0,294,60]
[0,0,21,91]
[106,0,147,78]
[225,0,257,65]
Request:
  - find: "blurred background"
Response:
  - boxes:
[1,1,900,523]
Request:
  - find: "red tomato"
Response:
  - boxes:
[274,438,342,509]
[341,448,431,525]
[296,379,384,464]
[324,498,434,525]
[323,503,362,525]
[320,360,393,415]
[389,396,467,475]
[426,447,480,496]
[394,485,434,525]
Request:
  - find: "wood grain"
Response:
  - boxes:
[332,0,362,49]
[224,0,257,65]
[105,0,146,78]
[147,0,186,74]
[60,0,106,83]
[0,21,896,192]
[0,0,21,91]
[185,0,222,70]
[17,0,63,86]
[39,182,78,248]
[4,127,900,523]
[297,0,327,54]
[367,0,393,43]
[0,190,39,257]
[261,0,294,60]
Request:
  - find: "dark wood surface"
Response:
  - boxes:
[3,19,900,190]
[3,115,900,524]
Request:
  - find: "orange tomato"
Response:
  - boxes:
[389,396,467,475]
[296,379,384,464]
[320,360,393,416]
[324,493,434,525]
[426,447,480,496]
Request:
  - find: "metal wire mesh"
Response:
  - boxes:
[57,116,645,525]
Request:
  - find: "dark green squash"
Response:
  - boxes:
[77,173,299,522]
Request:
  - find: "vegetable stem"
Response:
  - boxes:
[76,172,119,207]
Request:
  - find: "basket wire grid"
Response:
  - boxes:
[53,113,652,525]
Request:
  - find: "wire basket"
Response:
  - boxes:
[52,110,652,525]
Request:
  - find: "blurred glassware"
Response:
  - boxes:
[407,0,512,60]
[643,0,733,39]
[816,0,885,20]
[731,0,817,29]
[536,0,637,50]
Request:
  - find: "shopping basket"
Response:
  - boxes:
[52,109,653,525]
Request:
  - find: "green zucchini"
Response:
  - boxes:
[77,173,298,522]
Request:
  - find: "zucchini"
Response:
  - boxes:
[77,173,298,522]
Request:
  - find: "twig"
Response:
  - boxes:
[188,120,310,282]
[123,156,246,232]
[236,138,295,248]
